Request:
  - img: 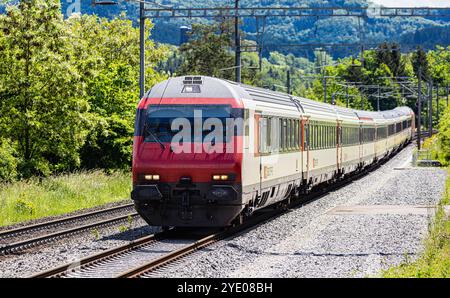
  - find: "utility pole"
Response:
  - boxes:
[286,70,291,95]
[428,81,433,138]
[234,0,241,83]
[323,77,327,103]
[417,67,422,150]
[377,85,380,111]
[139,1,145,99]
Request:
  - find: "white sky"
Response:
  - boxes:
[371,0,450,7]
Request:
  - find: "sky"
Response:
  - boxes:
[371,0,450,7]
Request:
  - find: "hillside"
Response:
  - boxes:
[3,0,450,58]
[144,0,449,57]
[64,0,450,58]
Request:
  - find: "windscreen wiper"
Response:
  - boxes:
[145,124,166,150]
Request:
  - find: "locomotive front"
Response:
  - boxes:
[132,76,245,227]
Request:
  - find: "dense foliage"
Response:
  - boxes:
[0,0,167,180]
[0,1,450,183]
[436,106,450,165]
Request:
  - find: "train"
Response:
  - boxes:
[131,76,414,228]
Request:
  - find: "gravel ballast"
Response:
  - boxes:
[145,145,448,278]
[0,216,160,278]
[0,145,447,278]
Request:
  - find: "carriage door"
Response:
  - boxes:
[254,112,262,203]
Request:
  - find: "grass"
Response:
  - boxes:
[382,168,450,278]
[0,170,131,227]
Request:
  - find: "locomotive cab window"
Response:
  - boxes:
[144,104,234,144]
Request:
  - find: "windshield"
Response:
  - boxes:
[144,105,237,143]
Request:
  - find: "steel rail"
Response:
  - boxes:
[0,203,134,240]
[29,233,163,278]
[0,212,139,255]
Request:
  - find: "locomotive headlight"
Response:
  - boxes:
[212,174,233,181]
[212,174,229,181]
[144,174,160,181]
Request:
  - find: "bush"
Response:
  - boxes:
[14,197,35,216]
[437,106,450,165]
[0,139,18,182]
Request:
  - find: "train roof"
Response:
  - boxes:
[145,76,413,122]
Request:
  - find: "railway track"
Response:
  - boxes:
[29,229,204,278]
[31,143,406,278]
[0,203,138,255]
[117,158,389,278]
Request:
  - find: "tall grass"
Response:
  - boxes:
[0,170,131,227]
[383,168,450,278]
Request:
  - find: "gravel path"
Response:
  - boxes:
[144,145,448,278]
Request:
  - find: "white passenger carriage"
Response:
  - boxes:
[239,82,414,213]
[133,76,414,227]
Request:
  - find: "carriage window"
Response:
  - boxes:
[259,117,268,154]
[271,117,279,152]
[320,125,324,149]
[328,126,331,148]
[317,124,320,150]
[314,124,318,150]
[289,120,293,150]
[329,126,332,148]
[293,120,297,150]
[327,126,330,148]
[286,119,290,150]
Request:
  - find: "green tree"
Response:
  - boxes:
[428,46,450,85]
[437,106,450,165]
[0,138,17,182]
[0,0,89,177]
[66,14,167,170]
[412,47,430,80]
[177,21,235,80]
[375,42,406,78]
